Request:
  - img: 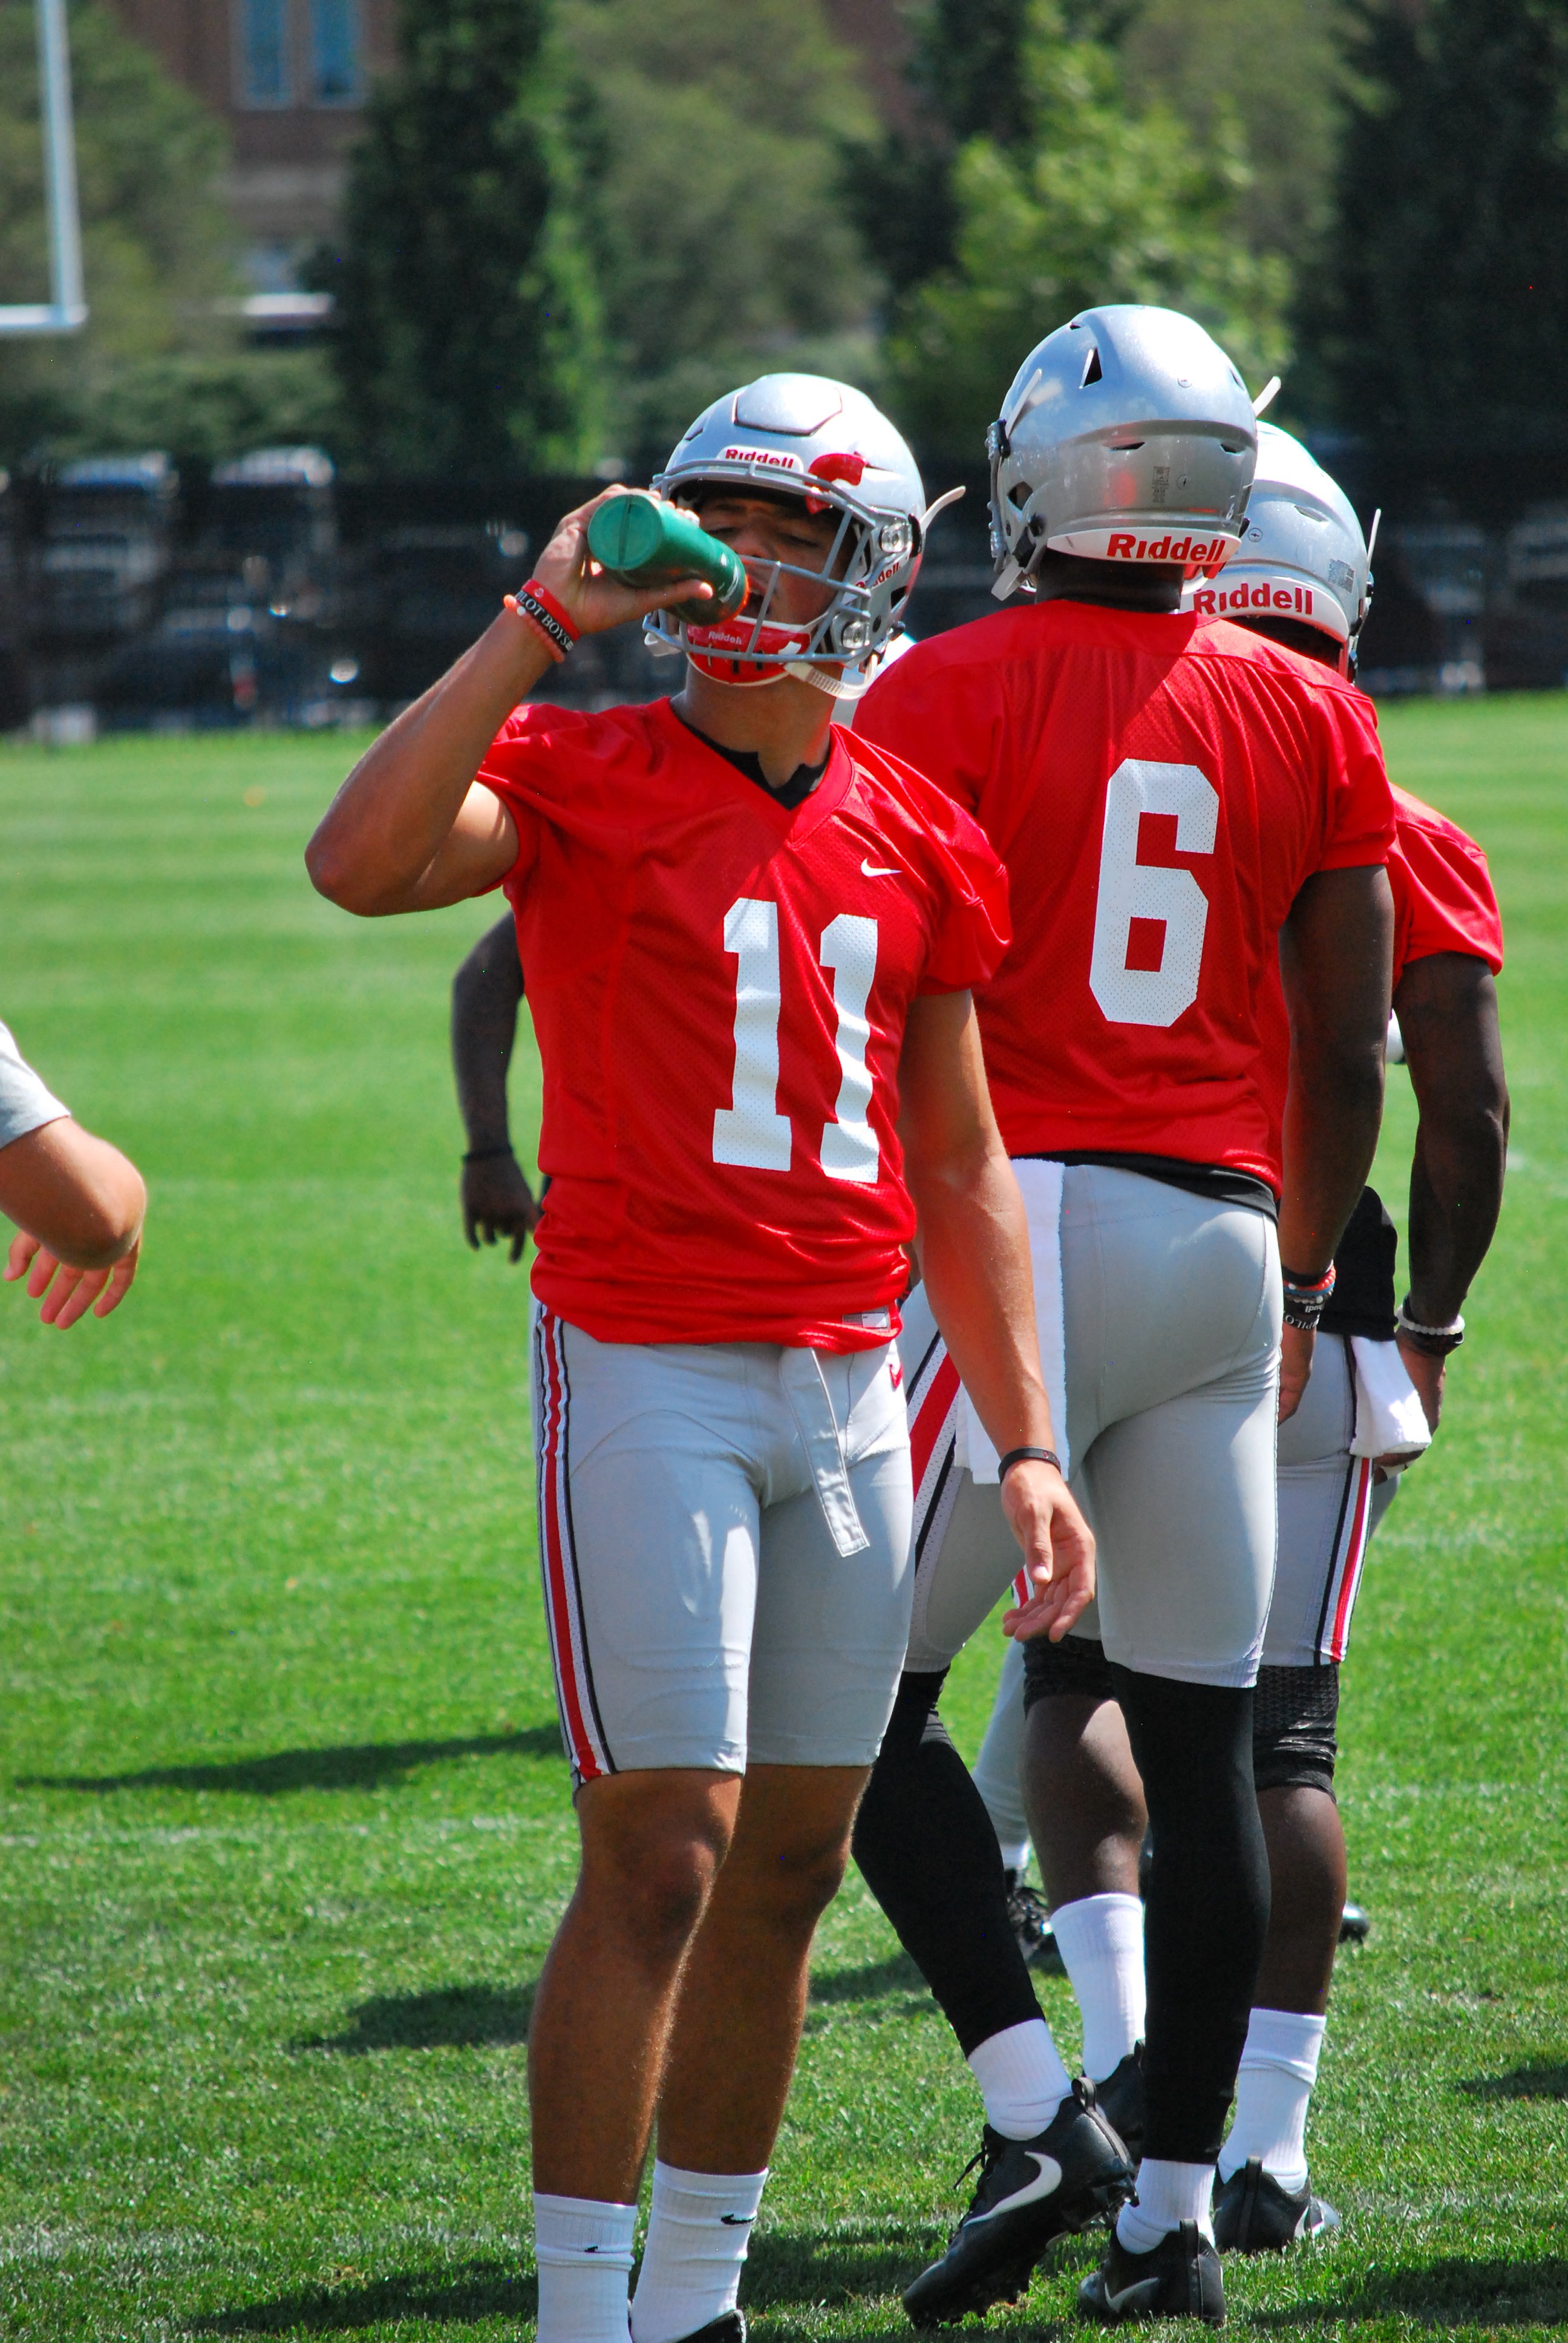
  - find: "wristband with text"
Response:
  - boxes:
[998,1446,1063,1480]
[1281,1261,1336,1332]
[506,579,579,661]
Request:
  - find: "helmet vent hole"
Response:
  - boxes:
[1081,346,1103,387]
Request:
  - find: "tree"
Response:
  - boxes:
[881,1,1290,460]
[1318,0,1568,442]
[0,1,269,462]
[560,0,880,465]
[325,0,604,477]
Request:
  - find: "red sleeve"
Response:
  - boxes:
[474,704,558,894]
[1311,687,1398,873]
[1390,801,1504,980]
[855,641,998,818]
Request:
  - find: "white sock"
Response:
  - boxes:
[965,2016,1072,2140]
[1217,2008,1325,2193]
[630,2163,768,2343]
[534,2192,636,2343]
[1116,2158,1215,2252]
[1048,1893,1146,2083]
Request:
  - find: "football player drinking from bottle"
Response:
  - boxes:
[849,309,1396,2327]
[305,372,1110,2343]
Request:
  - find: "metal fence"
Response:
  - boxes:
[7,443,1568,737]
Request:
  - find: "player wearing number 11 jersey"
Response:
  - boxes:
[306,373,1117,2343]
[851,308,1396,2327]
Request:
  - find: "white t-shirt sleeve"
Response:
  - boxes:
[0,1020,70,1152]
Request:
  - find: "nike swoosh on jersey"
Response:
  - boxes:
[973,2151,1064,2221]
[861,859,900,877]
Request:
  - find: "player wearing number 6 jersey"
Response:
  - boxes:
[851,308,1396,2327]
[305,373,1113,2343]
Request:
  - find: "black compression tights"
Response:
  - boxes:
[1109,1662,1270,2164]
[852,1668,1042,2057]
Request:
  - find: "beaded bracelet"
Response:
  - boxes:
[1397,1298,1465,1354]
[505,579,579,663]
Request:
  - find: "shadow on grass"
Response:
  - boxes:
[20,1728,561,1797]
[808,1951,927,2005]
[293,1979,537,2055]
[192,2263,536,2333]
[1460,2060,1568,2100]
[1258,2257,1568,2328]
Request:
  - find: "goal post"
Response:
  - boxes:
[0,0,86,336]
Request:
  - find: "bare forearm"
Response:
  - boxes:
[306,612,549,913]
[1406,1129,1505,1322]
[453,919,524,1153]
[0,1120,145,1268]
[1398,955,1509,1323]
[1277,1046,1385,1273]
[911,1147,1056,1457]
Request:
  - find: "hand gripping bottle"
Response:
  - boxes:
[586,491,748,625]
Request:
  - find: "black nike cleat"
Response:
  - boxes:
[1212,2158,1339,2252]
[903,2080,1135,2326]
[1338,1899,1370,1944]
[1004,1875,1065,1973]
[1094,2043,1145,2168]
[1078,2220,1224,2324]
[668,2318,745,2343]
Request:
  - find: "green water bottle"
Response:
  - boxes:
[586,491,748,625]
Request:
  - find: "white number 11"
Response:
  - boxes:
[712,897,881,1182]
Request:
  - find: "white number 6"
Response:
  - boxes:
[1088,759,1218,1028]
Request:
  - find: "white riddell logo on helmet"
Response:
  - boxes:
[1106,532,1229,562]
[1192,583,1317,616]
[722,445,800,470]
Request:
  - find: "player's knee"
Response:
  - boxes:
[1252,1663,1339,1799]
[615,1829,727,1956]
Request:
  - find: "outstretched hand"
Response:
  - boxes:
[999,1461,1097,1644]
[4,1227,140,1327]
[462,1152,540,1263]
[531,487,714,640]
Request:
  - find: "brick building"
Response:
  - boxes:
[102,0,907,287]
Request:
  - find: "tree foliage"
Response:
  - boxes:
[560,0,878,464]
[0,1,276,461]
[1318,0,1568,440]
[325,0,604,477]
[881,1,1290,461]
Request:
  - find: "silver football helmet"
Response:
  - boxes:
[649,373,960,695]
[1184,421,1373,652]
[987,305,1258,598]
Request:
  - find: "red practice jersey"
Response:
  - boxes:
[479,698,1010,1351]
[1256,779,1503,1150]
[857,602,1396,1191]
[1387,784,1503,983]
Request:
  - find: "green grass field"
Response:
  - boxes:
[0,696,1564,2341]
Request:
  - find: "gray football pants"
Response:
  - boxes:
[903,1162,1281,1689]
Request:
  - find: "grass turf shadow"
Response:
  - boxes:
[808,1951,927,2005]
[1257,2256,1568,2328]
[19,1727,562,1796]
[192,2263,537,2333]
[1460,2060,1568,2100]
[293,1979,537,2054]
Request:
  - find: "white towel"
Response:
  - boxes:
[1348,1335,1432,1463]
[958,1158,1070,1483]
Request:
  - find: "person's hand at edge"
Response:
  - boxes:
[5,1227,140,1327]
[999,1461,1096,1644]
[1278,1322,1315,1421]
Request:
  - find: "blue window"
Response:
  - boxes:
[310,0,361,105]
[238,0,291,106]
